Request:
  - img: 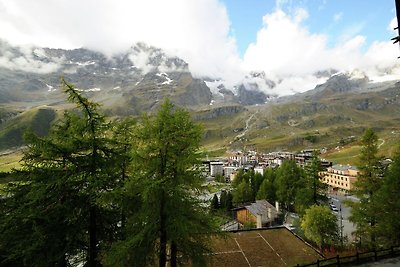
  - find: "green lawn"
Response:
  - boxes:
[0,151,22,173]
[322,145,361,166]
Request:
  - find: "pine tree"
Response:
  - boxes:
[275,160,303,211]
[0,79,121,267]
[295,152,327,215]
[256,168,276,203]
[225,191,233,212]
[304,152,326,204]
[251,171,265,200]
[375,146,400,246]
[211,194,219,210]
[232,179,253,206]
[219,190,228,210]
[104,99,219,267]
[349,128,383,248]
[356,128,382,196]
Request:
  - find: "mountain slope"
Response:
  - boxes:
[0,107,56,150]
[0,40,399,157]
[0,41,272,114]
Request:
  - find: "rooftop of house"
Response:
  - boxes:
[234,200,280,223]
[330,164,358,171]
[246,200,277,215]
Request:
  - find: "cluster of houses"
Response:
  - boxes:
[203,150,318,182]
[203,150,359,193]
[204,150,362,229]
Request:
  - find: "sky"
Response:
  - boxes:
[0,0,399,95]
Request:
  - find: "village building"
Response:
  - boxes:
[319,164,359,192]
[234,200,281,228]
[210,161,224,177]
[254,166,265,176]
[223,166,237,179]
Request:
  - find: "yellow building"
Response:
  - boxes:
[319,164,359,191]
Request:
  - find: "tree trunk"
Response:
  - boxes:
[58,253,67,267]
[171,241,177,267]
[89,205,99,267]
[313,176,317,204]
[159,193,167,267]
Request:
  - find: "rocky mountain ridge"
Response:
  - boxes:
[0,40,273,114]
[0,40,400,153]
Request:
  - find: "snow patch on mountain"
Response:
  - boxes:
[75,61,96,66]
[86,88,101,92]
[156,73,173,85]
[205,81,225,96]
[46,84,56,92]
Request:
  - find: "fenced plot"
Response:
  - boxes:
[206,227,322,267]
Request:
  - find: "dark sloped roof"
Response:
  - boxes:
[244,200,279,223]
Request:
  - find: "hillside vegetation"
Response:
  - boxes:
[0,107,56,150]
[0,78,399,165]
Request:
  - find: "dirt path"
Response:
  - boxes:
[235,111,259,140]
[378,138,385,149]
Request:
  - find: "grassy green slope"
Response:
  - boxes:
[199,86,400,160]
[0,107,57,150]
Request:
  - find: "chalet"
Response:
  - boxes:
[234,200,280,228]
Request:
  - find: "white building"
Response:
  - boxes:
[210,161,224,177]
[223,166,237,178]
[254,167,264,176]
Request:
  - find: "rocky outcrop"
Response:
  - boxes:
[175,78,212,107]
[237,85,268,105]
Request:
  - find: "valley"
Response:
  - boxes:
[0,41,400,168]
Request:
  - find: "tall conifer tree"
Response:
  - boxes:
[104,99,219,267]
[0,79,120,267]
[349,128,383,248]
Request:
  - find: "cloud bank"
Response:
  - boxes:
[0,0,244,82]
[242,8,399,95]
[0,0,398,96]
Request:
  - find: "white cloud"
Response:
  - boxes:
[0,0,398,96]
[0,41,63,73]
[0,0,244,82]
[389,17,398,32]
[273,75,328,96]
[242,8,399,95]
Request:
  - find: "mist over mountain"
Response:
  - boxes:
[2,40,399,109]
[1,41,288,111]
[0,39,399,152]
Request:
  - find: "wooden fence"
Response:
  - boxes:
[296,246,400,267]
